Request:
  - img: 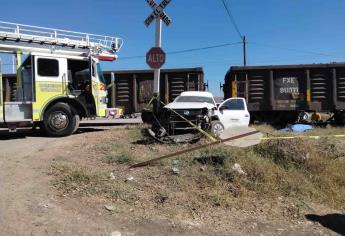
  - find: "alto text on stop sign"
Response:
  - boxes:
[146,47,166,69]
[147,53,164,63]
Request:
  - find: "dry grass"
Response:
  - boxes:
[51,163,120,198]
[50,162,139,202]
[240,127,345,209]
[50,125,345,226]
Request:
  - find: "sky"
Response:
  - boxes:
[1,0,345,95]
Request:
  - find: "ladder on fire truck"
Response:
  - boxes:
[0,21,123,60]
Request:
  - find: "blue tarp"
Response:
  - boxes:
[279,124,313,133]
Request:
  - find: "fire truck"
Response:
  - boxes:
[0,21,123,136]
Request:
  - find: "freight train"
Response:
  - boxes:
[103,67,205,115]
[223,63,345,125]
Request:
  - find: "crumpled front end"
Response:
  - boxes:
[165,108,211,134]
[149,107,213,143]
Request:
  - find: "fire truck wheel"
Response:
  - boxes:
[43,103,80,137]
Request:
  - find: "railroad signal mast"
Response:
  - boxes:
[0,21,123,136]
[145,0,172,114]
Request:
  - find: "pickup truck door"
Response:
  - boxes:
[217,98,250,129]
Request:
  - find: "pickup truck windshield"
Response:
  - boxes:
[175,96,215,105]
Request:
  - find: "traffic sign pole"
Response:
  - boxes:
[153,18,162,114]
[145,0,172,114]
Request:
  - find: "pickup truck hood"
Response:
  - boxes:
[164,102,216,110]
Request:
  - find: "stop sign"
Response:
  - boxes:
[146,47,166,69]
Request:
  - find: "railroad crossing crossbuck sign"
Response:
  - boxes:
[145,0,172,27]
[146,47,166,69]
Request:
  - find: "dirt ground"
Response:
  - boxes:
[0,127,344,236]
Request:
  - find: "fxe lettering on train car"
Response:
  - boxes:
[275,76,300,99]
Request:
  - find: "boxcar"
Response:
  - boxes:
[223,63,345,124]
[104,67,205,114]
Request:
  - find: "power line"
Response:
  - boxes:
[168,42,242,55]
[118,41,345,63]
[220,0,242,39]
[120,41,242,60]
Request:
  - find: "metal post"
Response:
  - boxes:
[306,69,311,106]
[133,74,138,113]
[16,50,22,101]
[110,72,116,108]
[243,35,247,66]
[12,55,16,74]
[269,70,274,109]
[332,68,337,109]
[153,18,162,114]
[164,73,169,104]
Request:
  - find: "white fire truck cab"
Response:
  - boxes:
[0,21,123,136]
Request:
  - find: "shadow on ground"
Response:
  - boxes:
[0,127,105,140]
[305,214,345,235]
[79,122,140,127]
[131,129,156,145]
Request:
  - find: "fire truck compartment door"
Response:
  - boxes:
[4,102,32,122]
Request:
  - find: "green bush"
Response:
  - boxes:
[104,153,133,165]
[193,147,231,167]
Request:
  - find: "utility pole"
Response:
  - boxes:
[243,35,246,66]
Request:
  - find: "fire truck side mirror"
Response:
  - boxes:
[204,81,209,91]
[219,82,224,91]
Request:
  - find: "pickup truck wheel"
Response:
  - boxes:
[43,103,80,137]
[211,120,224,137]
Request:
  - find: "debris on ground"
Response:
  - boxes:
[279,124,313,133]
[231,163,247,176]
[154,193,169,204]
[171,160,180,175]
[126,176,134,182]
[104,205,116,212]
[109,231,121,236]
[110,172,116,180]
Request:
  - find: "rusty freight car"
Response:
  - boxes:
[223,63,345,125]
[103,67,205,115]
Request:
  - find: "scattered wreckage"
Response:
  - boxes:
[143,91,250,143]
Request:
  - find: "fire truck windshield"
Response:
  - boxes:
[97,63,106,84]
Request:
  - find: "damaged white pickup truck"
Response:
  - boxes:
[146,91,250,143]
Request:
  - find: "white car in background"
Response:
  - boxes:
[162,91,250,136]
